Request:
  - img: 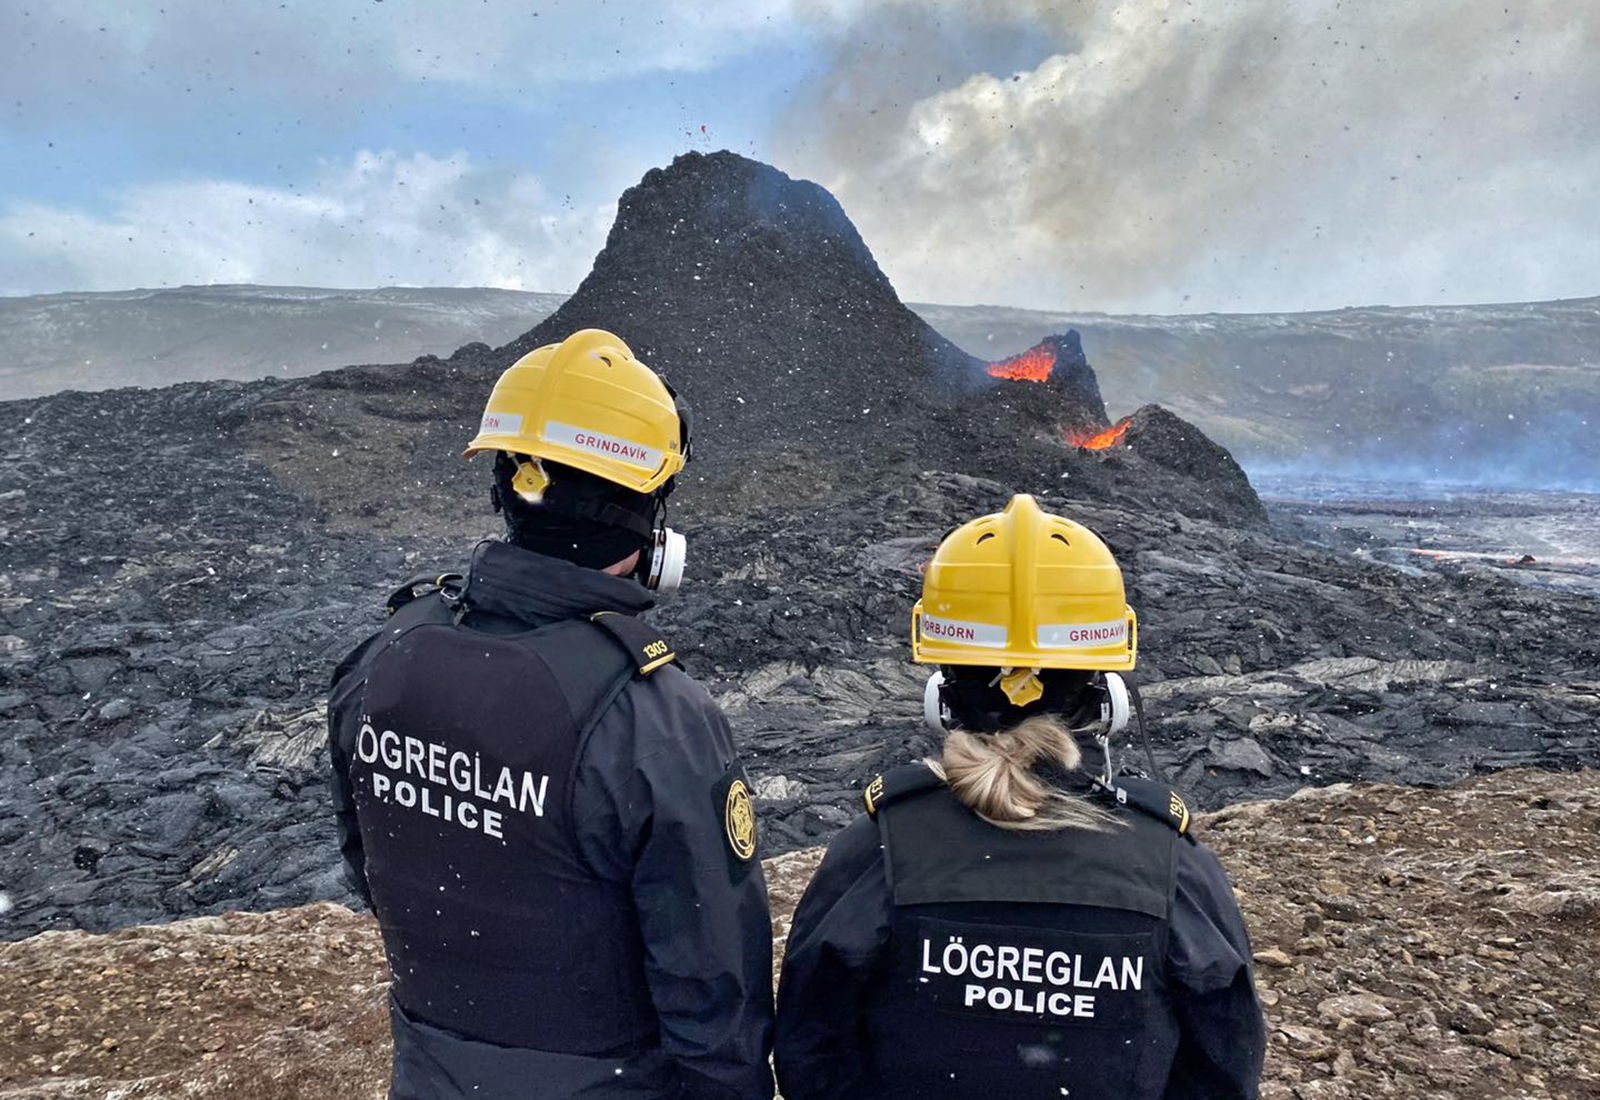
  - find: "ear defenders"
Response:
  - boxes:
[924,670,951,732]
[1100,671,1131,735]
[923,669,1130,734]
[636,379,692,596]
[643,525,686,595]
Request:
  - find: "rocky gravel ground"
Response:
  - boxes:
[3,769,1595,1099]
[1215,768,1600,1099]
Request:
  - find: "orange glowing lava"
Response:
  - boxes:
[1067,418,1132,450]
[986,344,1055,382]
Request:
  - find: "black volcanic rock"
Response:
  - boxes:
[220,152,1260,532]
[9,152,1595,944]
[1038,332,1108,428]
[497,152,982,459]
[984,332,1109,430]
[1121,404,1267,525]
[919,297,1600,487]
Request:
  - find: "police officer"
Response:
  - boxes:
[329,329,774,1100]
[774,494,1264,1100]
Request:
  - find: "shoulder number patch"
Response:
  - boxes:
[863,774,886,816]
[725,778,756,861]
[1167,790,1191,834]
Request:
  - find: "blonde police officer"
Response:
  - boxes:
[774,494,1264,1100]
[329,330,773,1100]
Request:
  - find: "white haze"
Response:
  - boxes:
[0,152,609,296]
[784,0,1600,314]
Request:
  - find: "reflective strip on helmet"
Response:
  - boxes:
[478,411,524,435]
[1036,619,1129,648]
[545,421,663,469]
[920,614,1007,648]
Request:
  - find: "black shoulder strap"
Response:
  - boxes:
[1096,775,1196,841]
[338,575,465,700]
[385,572,464,617]
[569,611,678,754]
[863,762,945,817]
[562,613,677,825]
[588,610,678,676]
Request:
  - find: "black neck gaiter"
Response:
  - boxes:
[492,454,653,570]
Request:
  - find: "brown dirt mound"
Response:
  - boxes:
[0,904,390,1099]
[3,769,1596,1099]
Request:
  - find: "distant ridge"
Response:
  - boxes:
[915,294,1600,489]
[0,284,565,400]
[4,277,1593,487]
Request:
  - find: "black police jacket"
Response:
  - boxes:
[774,763,1264,1100]
[328,541,775,1100]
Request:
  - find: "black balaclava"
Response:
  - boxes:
[940,665,1099,733]
[492,452,656,571]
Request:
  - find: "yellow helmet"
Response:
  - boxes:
[464,329,687,494]
[911,494,1136,672]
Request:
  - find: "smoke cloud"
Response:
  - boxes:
[786,0,1600,313]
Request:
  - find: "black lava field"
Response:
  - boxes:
[2,152,1597,939]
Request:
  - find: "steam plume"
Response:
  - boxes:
[787,0,1600,313]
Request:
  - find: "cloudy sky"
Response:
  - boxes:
[2,0,1595,313]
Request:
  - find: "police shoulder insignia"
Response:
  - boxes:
[711,768,757,883]
[724,777,757,861]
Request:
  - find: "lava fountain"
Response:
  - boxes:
[986,343,1055,382]
[1066,418,1132,450]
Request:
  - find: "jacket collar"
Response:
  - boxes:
[1033,739,1110,794]
[459,540,655,627]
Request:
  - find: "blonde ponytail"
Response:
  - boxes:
[928,715,1120,832]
